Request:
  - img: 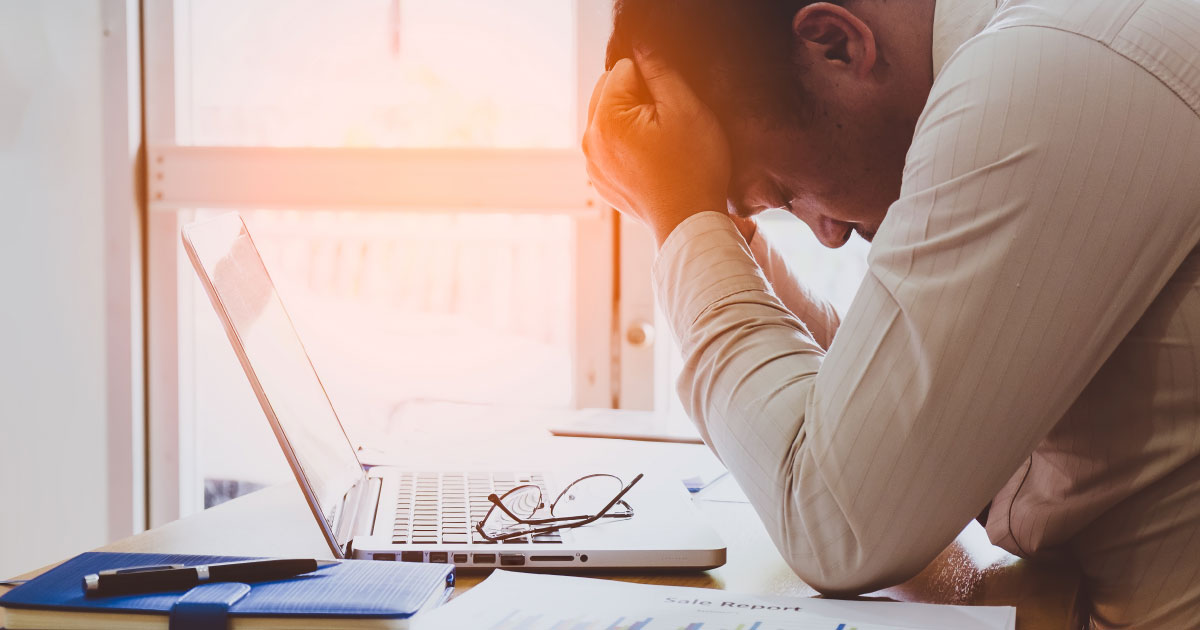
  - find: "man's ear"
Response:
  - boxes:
[792,3,877,77]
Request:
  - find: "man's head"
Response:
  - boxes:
[606,0,935,247]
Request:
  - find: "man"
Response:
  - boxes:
[583,0,1200,627]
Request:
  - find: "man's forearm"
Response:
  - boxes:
[746,231,842,350]
[653,212,918,593]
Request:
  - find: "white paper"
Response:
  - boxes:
[692,470,751,503]
[682,470,730,493]
[415,571,1015,630]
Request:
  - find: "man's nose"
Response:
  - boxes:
[810,216,853,248]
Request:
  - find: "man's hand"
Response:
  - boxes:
[582,49,731,246]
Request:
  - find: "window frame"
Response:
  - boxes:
[143,0,650,525]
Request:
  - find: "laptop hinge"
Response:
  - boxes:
[362,480,381,532]
[333,473,370,553]
[358,477,383,537]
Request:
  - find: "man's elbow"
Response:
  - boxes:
[774,512,930,596]
[784,546,928,596]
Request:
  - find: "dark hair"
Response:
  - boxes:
[606,0,834,122]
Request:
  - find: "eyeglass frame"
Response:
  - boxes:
[473,473,644,542]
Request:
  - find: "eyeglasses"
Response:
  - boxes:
[474,473,643,542]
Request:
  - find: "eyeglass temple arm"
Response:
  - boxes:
[529,473,644,529]
[476,474,645,541]
[483,473,645,528]
[591,473,642,519]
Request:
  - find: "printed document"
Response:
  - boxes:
[414,571,1015,630]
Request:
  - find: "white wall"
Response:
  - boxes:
[0,0,143,578]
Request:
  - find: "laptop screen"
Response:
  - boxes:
[182,213,364,539]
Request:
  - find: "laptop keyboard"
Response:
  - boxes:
[391,472,563,545]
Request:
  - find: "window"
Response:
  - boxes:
[145,0,617,520]
[189,209,577,507]
[177,0,576,148]
[144,0,868,521]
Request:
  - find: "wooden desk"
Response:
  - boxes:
[2,422,1084,629]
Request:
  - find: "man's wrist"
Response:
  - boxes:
[729,215,757,244]
[650,208,724,248]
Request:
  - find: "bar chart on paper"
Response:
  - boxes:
[488,611,875,630]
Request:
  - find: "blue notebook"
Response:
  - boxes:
[0,552,454,630]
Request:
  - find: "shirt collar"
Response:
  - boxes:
[931,0,998,78]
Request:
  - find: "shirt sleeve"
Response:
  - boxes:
[653,25,1200,593]
[748,232,841,351]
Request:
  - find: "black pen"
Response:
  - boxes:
[82,558,340,597]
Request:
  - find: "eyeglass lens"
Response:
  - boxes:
[551,474,625,518]
[494,485,543,526]
[482,475,643,537]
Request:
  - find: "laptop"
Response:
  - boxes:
[181,212,726,570]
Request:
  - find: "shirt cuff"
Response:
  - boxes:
[652,211,773,335]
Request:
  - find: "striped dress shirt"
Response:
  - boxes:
[654,0,1200,627]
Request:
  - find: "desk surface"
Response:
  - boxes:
[3,410,1084,629]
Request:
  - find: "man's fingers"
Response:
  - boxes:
[598,58,646,115]
[586,71,609,127]
[585,161,628,214]
[633,47,697,114]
